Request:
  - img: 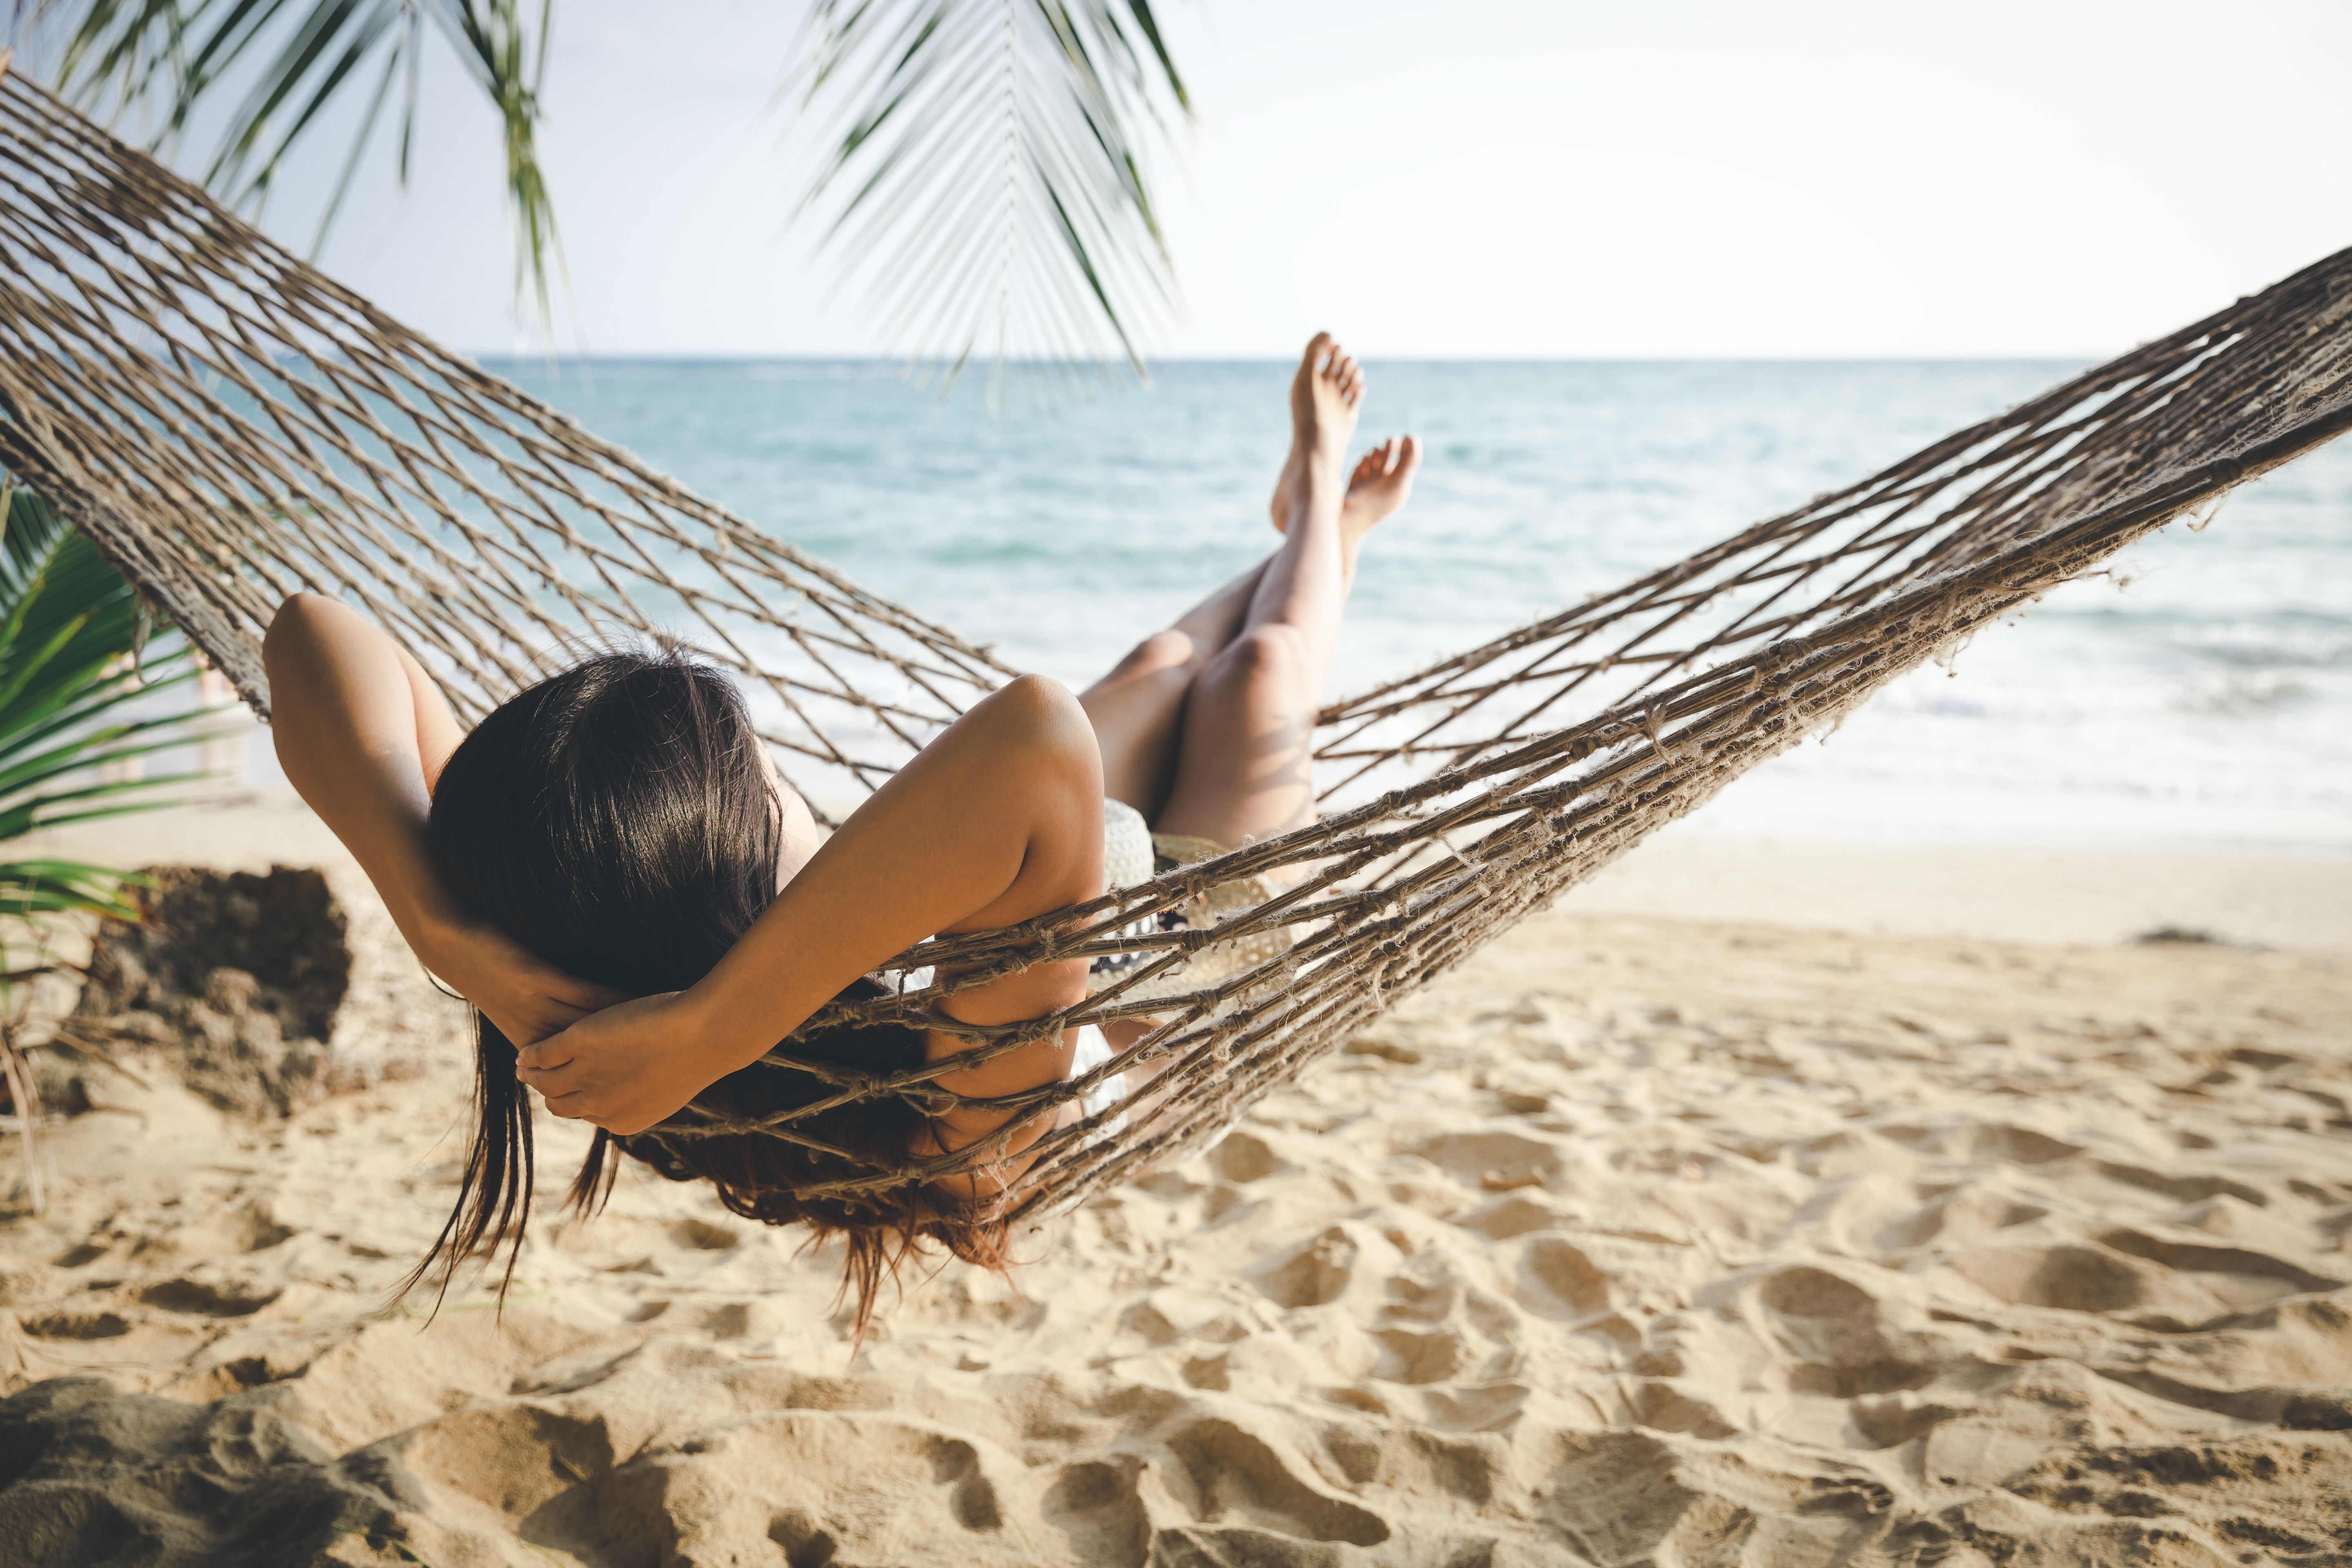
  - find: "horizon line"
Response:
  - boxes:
[460,350,2107,366]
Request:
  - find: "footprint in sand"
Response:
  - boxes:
[2097,1229,2343,1309]
[1250,1224,1393,1310]
[1452,1192,1571,1240]
[1879,1185,2050,1250]
[1160,1416,1389,1548]
[2094,1160,2270,1207]
[1039,1457,1151,1566]
[1747,1265,1934,1399]
[1949,1243,2154,1314]
[136,1278,279,1317]
[1206,1129,1290,1184]
[1877,1122,2085,1167]
[18,1310,131,1340]
[667,1218,741,1251]
[1512,1236,1612,1320]
[1371,1327,1465,1385]
[1407,1129,1566,1191]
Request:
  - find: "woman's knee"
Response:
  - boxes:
[1113,628,1200,682]
[1203,624,1312,696]
[983,673,1100,775]
[991,671,1087,731]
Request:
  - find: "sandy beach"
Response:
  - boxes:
[2,791,2348,1565]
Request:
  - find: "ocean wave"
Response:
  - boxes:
[1877,668,2341,721]
[2165,621,2352,669]
[482,358,2352,823]
[2172,673,2318,714]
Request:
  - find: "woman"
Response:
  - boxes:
[265,334,1419,1324]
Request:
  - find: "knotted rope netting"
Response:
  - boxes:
[2,60,2347,1220]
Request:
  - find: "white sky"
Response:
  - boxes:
[61,0,2352,359]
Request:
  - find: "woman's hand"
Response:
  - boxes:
[513,991,722,1135]
[421,913,626,1051]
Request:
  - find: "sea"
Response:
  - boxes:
[252,358,2352,855]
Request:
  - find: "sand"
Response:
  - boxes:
[2,793,2349,1565]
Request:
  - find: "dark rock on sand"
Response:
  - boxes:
[69,866,352,1118]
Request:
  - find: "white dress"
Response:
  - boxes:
[1067,1021,1128,1138]
[1066,798,1154,1134]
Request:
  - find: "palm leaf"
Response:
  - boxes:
[38,0,561,327]
[0,859,149,922]
[41,0,1193,380]
[0,484,222,923]
[791,0,1192,393]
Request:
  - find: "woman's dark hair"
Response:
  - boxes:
[407,644,1006,1334]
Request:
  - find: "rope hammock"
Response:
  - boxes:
[2,62,2348,1224]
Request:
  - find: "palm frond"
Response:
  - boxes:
[36,0,561,328]
[0,859,149,922]
[0,484,222,923]
[791,0,1192,395]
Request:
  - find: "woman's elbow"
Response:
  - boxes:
[262,593,334,673]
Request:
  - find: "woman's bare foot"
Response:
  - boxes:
[1339,434,1423,537]
[1270,332,1357,532]
[1266,335,1421,577]
[1272,433,1423,530]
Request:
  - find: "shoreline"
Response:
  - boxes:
[22,784,2347,955]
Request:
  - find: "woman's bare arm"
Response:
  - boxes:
[515,673,1105,1138]
[263,595,620,1043]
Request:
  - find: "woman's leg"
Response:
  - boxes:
[1152,335,1418,847]
[1088,335,1418,1074]
[1079,366,1422,821]
[1081,335,1421,827]
[1079,559,1267,819]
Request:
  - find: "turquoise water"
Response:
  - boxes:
[473,358,2352,851]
